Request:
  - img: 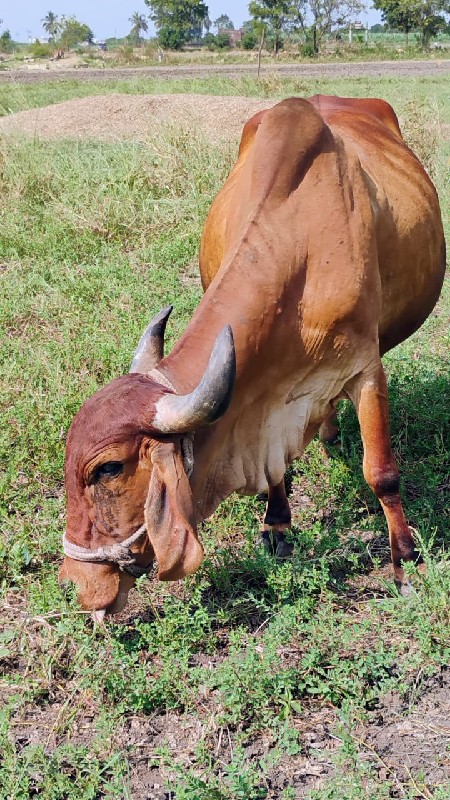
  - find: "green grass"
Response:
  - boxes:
[1,74,450,123]
[0,77,449,798]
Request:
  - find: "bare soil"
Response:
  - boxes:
[0,93,270,145]
[0,59,449,83]
[6,587,450,799]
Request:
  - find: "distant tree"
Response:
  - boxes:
[59,17,94,50]
[214,13,234,30]
[292,0,366,54]
[145,0,208,48]
[216,30,231,45]
[248,0,292,53]
[372,0,418,45]
[203,29,231,46]
[373,0,450,47]
[0,29,13,53]
[370,22,386,31]
[129,11,149,44]
[42,11,60,40]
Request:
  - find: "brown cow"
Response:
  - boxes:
[60,96,445,620]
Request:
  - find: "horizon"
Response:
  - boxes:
[2,1,382,44]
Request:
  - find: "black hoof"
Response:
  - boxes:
[256,531,294,559]
[257,530,275,554]
[275,536,294,559]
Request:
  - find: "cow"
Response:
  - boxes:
[60,96,446,621]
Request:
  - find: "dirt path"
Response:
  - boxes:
[0,59,449,83]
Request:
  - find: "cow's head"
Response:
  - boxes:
[60,307,235,620]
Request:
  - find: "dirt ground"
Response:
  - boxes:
[7,570,450,799]
[0,93,270,145]
[0,59,449,84]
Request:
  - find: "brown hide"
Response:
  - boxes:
[63,95,445,613]
[199,95,444,350]
[172,95,444,515]
[144,442,204,580]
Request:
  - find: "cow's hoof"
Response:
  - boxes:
[275,534,294,559]
[396,580,415,598]
[257,530,294,558]
[257,530,274,554]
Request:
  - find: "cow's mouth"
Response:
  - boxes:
[90,571,136,623]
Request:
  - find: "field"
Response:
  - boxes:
[0,71,449,799]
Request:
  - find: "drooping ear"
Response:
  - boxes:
[144,443,204,580]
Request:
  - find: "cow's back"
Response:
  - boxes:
[200,96,445,355]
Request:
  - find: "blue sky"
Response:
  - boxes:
[2,1,381,43]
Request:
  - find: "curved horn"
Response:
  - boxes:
[130,305,173,374]
[153,325,236,434]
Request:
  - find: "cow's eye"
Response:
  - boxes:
[92,461,123,482]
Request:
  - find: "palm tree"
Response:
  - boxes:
[129,12,149,44]
[42,11,60,41]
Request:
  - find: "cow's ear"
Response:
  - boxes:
[143,443,203,580]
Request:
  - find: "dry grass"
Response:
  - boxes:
[399,97,444,178]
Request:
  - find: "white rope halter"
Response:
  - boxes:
[63,523,151,577]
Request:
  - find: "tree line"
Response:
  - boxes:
[144,0,450,52]
[374,0,450,48]
[1,1,449,56]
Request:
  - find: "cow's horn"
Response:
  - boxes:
[153,325,236,433]
[130,305,173,374]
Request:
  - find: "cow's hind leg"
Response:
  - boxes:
[347,363,422,593]
[258,479,293,558]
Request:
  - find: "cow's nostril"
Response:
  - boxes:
[59,579,72,595]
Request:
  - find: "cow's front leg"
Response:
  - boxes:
[347,363,422,593]
[258,479,293,558]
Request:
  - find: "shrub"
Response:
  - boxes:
[242,31,257,49]
[216,31,231,48]
[300,41,317,57]
[117,44,137,64]
[29,41,53,58]
[203,32,217,50]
